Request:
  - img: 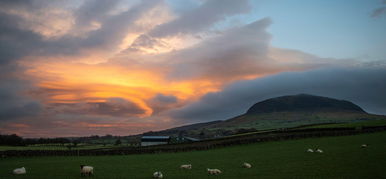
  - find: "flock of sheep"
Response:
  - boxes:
[10,144,369,177]
[11,162,252,177]
[152,162,252,178]
[306,148,324,153]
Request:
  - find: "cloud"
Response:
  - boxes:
[85,98,148,117]
[165,18,341,83]
[171,67,386,122]
[0,66,42,120]
[0,12,45,65]
[1,0,384,137]
[47,98,147,117]
[153,93,178,104]
[0,102,41,120]
[371,0,386,17]
[73,0,121,33]
[147,93,180,115]
[0,0,165,65]
[0,114,167,137]
[129,0,251,53]
[371,7,386,17]
[148,0,251,38]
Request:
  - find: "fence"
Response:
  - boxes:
[1,126,386,157]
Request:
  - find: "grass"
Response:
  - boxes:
[1,131,386,178]
[301,119,386,129]
[214,112,386,131]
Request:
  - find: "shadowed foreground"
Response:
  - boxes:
[1,131,385,178]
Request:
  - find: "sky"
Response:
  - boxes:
[0,0,385,138]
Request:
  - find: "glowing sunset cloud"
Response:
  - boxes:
[22,59,222,118]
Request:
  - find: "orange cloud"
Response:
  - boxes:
[21,59,220,118]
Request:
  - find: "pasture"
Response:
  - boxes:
[1,131,386,178]
[301,119,386,129]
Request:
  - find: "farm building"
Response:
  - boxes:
[176,136,200,143]
[141,136,171,146]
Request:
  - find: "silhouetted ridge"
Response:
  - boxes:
[246,94,366,114]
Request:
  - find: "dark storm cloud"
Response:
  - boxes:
[0,12,45,64]
[171,67,386,122]
[152,94,178,104]
[51,98,147,117]
[0,70,42,120]
[0,102,41,120]
[147,93,179,115]
[87,98,146,117]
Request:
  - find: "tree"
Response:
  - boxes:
[72,140,79,147]
[0,134,23,146]
[115,139,122,146]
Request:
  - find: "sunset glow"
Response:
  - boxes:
[1,0,385,137]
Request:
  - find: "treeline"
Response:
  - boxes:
[0,134,70,146]
[2,125,386,157]
[0,134,137,146]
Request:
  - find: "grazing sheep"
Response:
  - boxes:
[361,144,368,148]
[316,149,323,153]
[242,162,252,168]
[13,167,26,175]
[80,165,93,176]
[307,149,314,153]
[207,168,222,175]
[180,164,192,169]
[153,171,163,178]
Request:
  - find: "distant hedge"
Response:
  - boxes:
[1,126,385,157]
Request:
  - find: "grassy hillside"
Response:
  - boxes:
[148,112,386,139]
[300,119,386,129]
[144,94,386,139]
[213,112,385,130]
[1,131,386,178]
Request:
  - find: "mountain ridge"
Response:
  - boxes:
[246,94,366,114]
[142,94,383,139]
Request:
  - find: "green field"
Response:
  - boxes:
[210,112,385,131]
[301,119,386,129]
[1,131,386,179]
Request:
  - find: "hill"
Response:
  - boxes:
[246,94,366,114]
[142,120,222,136]
[143,94,385,139]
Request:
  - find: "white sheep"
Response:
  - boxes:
[207,168,222,175]
[316,149,323,153]
[153,171,163,178]
[13,167,26,175]
[80,165,93,176]
[242,162,252,168]
[361,144,368,148]
[180,164,192,169]
[307,149,314,153]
